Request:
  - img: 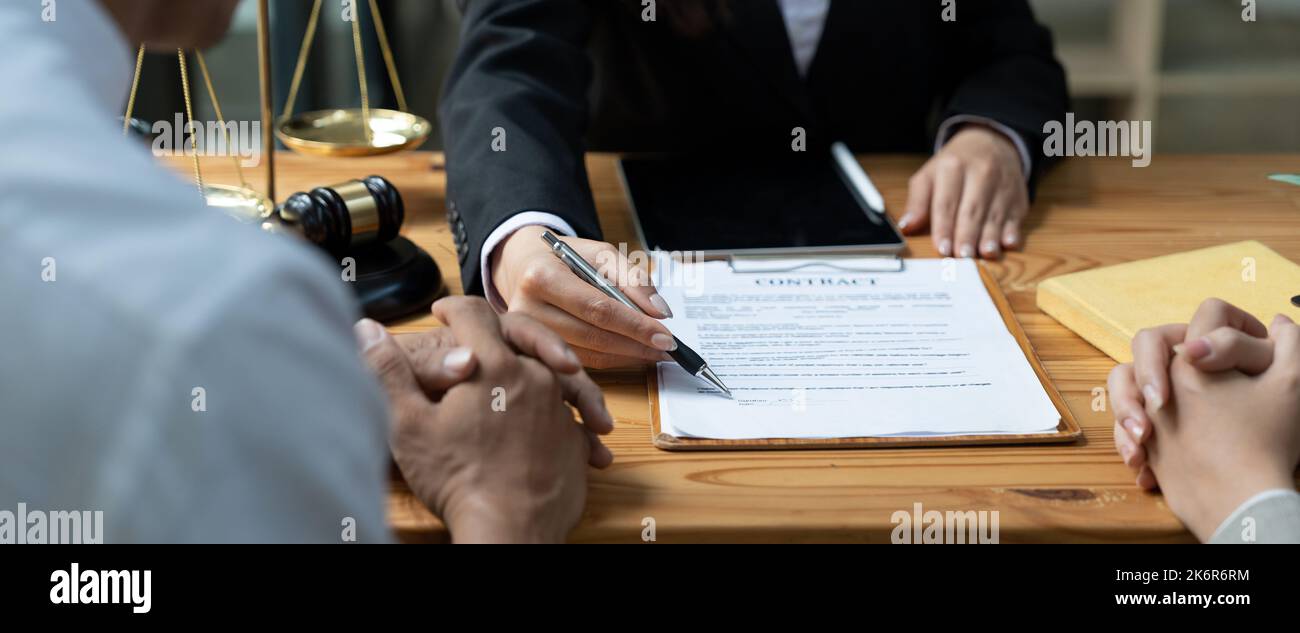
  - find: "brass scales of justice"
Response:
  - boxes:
[121,0,445,322]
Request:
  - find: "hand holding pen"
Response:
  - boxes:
[488,226,682,369]
[540,231,731,397]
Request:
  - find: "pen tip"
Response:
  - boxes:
[700,366,732,399]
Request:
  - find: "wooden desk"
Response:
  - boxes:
[190,152,1300,543]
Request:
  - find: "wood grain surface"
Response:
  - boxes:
[182,152,1300,543]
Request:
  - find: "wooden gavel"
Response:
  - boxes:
[264,175,404,257]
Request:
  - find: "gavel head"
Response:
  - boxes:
[268,175,404,256]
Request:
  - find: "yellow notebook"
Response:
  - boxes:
[1037,241,1300,362]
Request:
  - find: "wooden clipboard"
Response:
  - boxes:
[649,261,1082,451]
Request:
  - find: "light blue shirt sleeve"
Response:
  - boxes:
[1209,489,1300,544]
[0,0,393,544]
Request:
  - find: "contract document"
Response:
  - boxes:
[652,255,1061,440]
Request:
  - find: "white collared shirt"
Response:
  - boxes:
[777,0,831,76]
[0,1,391,543]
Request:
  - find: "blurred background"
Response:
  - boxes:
[127,0,1300,153]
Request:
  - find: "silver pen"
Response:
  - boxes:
[540,231,732,398]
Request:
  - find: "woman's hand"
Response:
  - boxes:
[490,225,677,369]
[898,125,1028,260]
[1144,314,1300,540]
[1108,299,1274,490]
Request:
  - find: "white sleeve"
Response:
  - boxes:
[935,115,1033,181]
[1209,489,1300,544]
[479,211,577,312]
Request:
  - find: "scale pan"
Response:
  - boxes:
[277,108,431,157]
[204,184,274,224]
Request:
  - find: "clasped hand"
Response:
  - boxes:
[355,297,614,543]
[1108,299,1300,540]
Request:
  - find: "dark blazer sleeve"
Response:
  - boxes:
[439,0,601,295]
[939,1,1068,195]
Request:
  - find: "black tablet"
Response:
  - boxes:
[618,151,906,256]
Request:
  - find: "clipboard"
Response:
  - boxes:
[648,260,1082,451]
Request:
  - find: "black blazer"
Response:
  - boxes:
[440,0,1068,295]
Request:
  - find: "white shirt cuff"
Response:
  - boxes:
[936,115,1033,181]
[1210,488,1300,543]
[480,211,577,312]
